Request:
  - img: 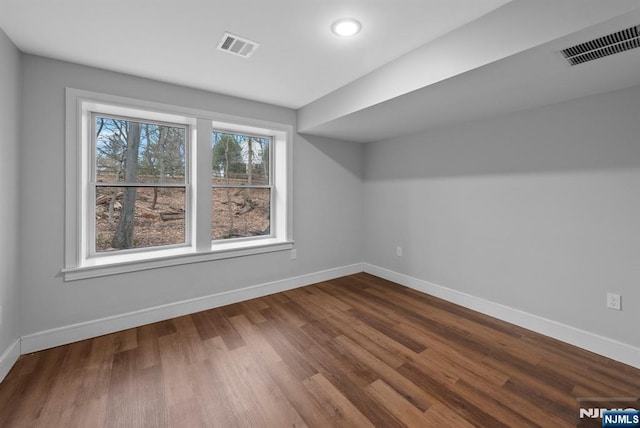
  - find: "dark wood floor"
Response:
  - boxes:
[1,273,639,427]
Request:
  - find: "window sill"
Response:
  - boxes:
[62,239,294,281]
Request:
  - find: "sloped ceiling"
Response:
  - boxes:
[298,0,640,142]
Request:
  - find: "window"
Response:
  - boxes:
[94,115,189,253]
[211,131,271,241]
[64,89,293,280]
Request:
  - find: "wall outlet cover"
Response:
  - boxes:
[607,293,621,311]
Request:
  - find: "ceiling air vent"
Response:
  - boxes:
[217,32,259,58]
[560,25,640,66]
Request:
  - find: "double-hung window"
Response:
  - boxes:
[211,130,271,241]
[93,114,189,253]
[64,89,293,280]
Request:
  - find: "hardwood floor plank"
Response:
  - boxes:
[1,273,639,427]
[104,350,166,428]
[322,311,416,368]
[199,337,265,427]
[197,309,245,351]
[259,302,307,330]
[451,378,539,427]
[191,311,219,341]
[2,346,69,426]
[0,374,30,427]
[266,361,327,427]
[305,283,353,312]
[110,328,139,354]
[197,337,247,427]
[333,334,436,412]
[226,345,307,427]
[397,361,510,427]
[135,323,163,370]
[302,373,374,428]
[422,402,479,428]
[235,300,268,325]
[348,306,427,353]
[359,273,523,339]
[303,345,405,427]
[154,319,178,337]
[158,333,210,426]
[539,352,640,396]
[303,338,379,388]
[400,324,509,386]
[502,377,577,425]
[227,314,282,365]
[252,321,317,381]
[449,365,576,427]
[363,286,545,366]
[365,379,433,426]
[480,350,576,394]
[30,365,86,427]
[258,309,315,353]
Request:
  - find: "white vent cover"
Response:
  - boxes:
[217,32,259,58]
[560,25,640,66]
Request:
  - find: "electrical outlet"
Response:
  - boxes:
[396,246,403,257]
[290,249,297,260]
[607,293,621,311]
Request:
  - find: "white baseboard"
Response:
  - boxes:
[21,263,364,354]
[0,338,21,383]
[364,263,640,369]
[14,262,640,372]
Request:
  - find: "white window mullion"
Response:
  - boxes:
[194,118,213,251]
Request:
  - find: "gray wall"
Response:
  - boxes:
[0,29,21,355]
[364,86,640,347]
[19,55,364,337]
[9,47,640,360]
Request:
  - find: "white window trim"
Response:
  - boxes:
[63,88,293,281]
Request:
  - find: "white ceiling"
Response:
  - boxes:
[0,0,509,109]
[2,0,640,143]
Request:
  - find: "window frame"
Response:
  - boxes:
[90,112,192,256]
[64,88,293,281]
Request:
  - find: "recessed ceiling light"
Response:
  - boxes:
[331,18,362,37]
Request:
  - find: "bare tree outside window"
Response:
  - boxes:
[211,131,271,240]
[94,116,187,252]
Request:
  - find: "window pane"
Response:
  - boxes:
[212,131,270,186]
[95,186,186,252]
[212,187,270,240]
[96,116,186,184]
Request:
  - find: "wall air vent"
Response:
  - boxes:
[217,32,259,58]
[560,25,640,66]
